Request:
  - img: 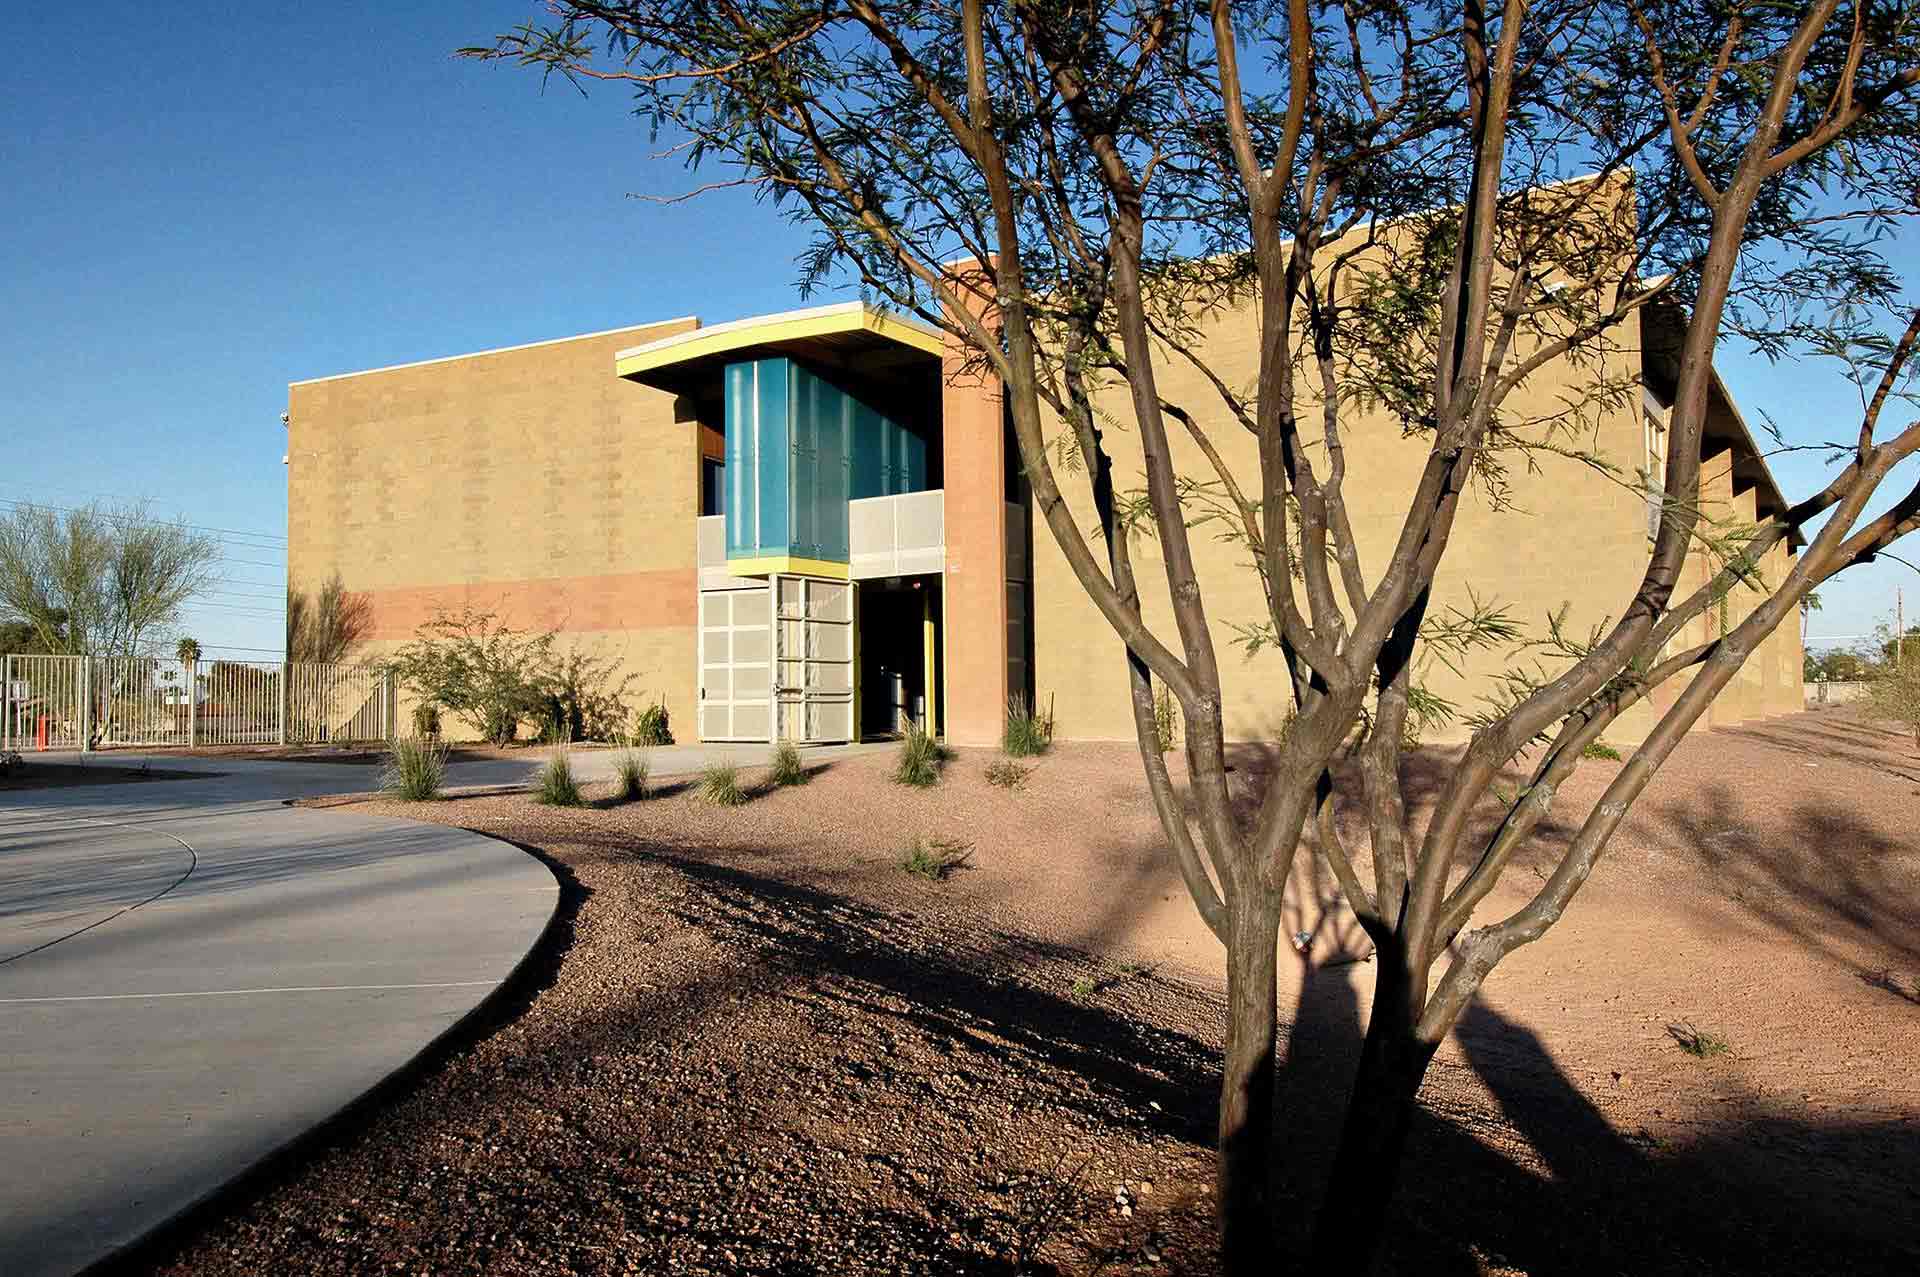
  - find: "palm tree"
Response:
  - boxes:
[175,635,201,666]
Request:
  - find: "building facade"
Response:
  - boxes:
[286,297,1803,748]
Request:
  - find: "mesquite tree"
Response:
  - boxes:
[471,1,1920,1267]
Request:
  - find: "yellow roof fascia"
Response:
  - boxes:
[614,302,944,380]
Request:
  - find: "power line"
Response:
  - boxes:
[0,480,283,533]
[0,496,287,549]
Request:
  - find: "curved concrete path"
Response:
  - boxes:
[0,757,559,1277]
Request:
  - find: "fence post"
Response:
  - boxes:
[78,656,91,754]
[3,654,11,754]
[385,670,396,741]
[186,659,198,749]
[277,662,288,746]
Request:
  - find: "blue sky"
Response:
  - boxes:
[2,3,1911,658]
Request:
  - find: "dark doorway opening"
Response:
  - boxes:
[858,576,941,739]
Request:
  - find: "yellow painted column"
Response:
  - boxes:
[924,585,939,739]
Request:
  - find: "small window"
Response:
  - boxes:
[702,457,726,517]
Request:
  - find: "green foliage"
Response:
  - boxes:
[381,736,447,802]
[533,747,584,806]
[533,646,638,744]
[386,610,637,747]
[700,760,747,806]
[1002,694,1052,757]
[898,835,972,881]
[286,572,371,665]
[1152,683,1179,754]
[614,748,650,801]
[385,609,552,746]
[893,723,951,787]
[1580,739,1623,761]
[630,702,674,747]
[174,636,201,666]
[770,740,807,786]
[0,619,60,655]
[1668,1022,1732,1059]
[0,500,219,656]
[1862,658,1920,746]
[985,757,1031,789]
[1806,647,1869,682]
[410,701,442,738]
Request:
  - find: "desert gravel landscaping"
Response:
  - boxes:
[118,711,1919,1275]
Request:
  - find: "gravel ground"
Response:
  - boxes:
[113,710,1919,1276]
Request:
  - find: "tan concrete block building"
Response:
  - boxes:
[287,287,1802,748]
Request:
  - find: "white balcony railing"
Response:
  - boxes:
[850,489,945,579]
[698,490,947,585]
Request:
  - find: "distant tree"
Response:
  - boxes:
[1806,647,1869,682]
[1865,658,1920,746]
[0,502,219,656]
[1,617,63,655]
[286,572,372,664]
[175,635,202,666]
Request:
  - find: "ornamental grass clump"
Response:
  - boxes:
[533,745,583,807]
[700,760,747,806]
[614,748,650,801]
[1002,694,1052,757]
[893,723,949,787]
[770,740,807,786]
[382,735,447,802]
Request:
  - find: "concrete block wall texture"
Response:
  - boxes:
[1025,304,1805,748]
[287,318,701,742]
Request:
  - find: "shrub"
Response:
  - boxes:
[410,701,442,738]
[482,703,521,747]
[985,757,1031,789]
[384,608,554,747]
[1862,659,1920,747]
[1152,684,1179,754]
[532,647,638,743]
[893,723,950,787]
[614,749,650,802]
[1003,693,1052,757]
[770,740,807,786]
[381,736,447,802]
[1668,1021,1731,1058]
[1581,739,1623,761]
[533,746,583,807]
[898,835,972,880]
[700,760,746,806]
[631,702,674,747]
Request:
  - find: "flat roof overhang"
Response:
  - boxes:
[614,301,945,397]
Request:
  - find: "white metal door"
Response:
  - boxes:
[698,585,773,742]
[773,575,855,744]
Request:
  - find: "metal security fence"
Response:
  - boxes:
[2,654,393,752]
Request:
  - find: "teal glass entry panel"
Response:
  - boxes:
[848,399,928,499]
[724,357,925,567]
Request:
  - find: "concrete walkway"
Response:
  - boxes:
[0,758,561,1277]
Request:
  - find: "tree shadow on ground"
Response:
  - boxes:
[1721,711,1920,785]
[107,811,1920,1277]
[1646,780,1920,969]
[1401,1000,1920,1276]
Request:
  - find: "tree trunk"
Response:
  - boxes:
[1307,964,1438,1271]
[1218,889,1283,1275]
